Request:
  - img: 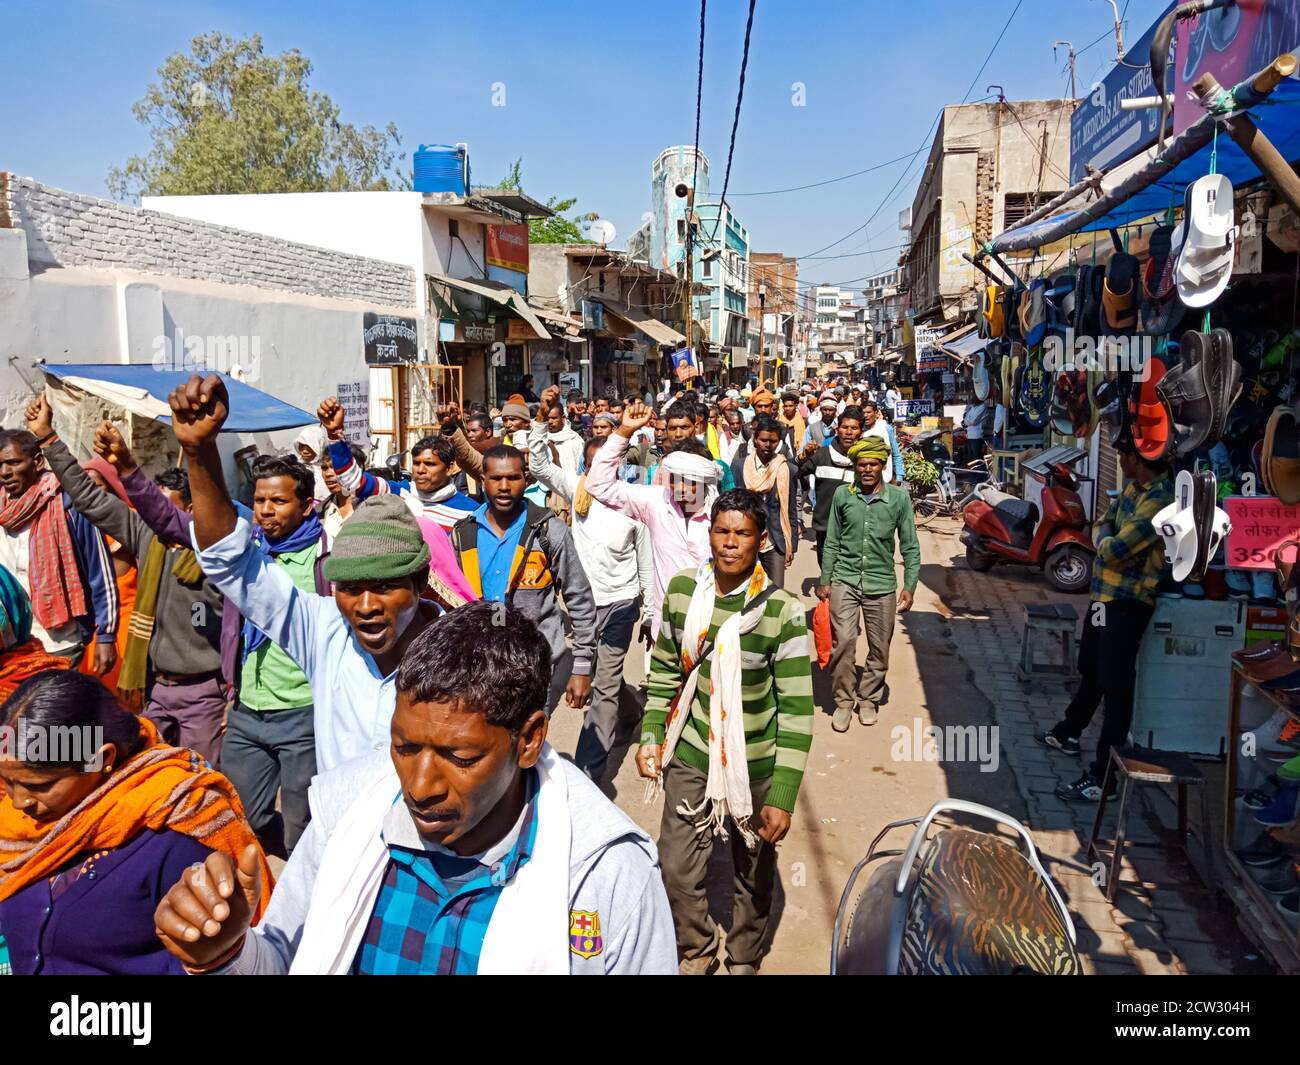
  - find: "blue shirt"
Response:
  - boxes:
[356,772,539,975]
[473,503,528,603]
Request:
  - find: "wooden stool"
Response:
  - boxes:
[1087,746,1217,902]
[1017,603,1080,682]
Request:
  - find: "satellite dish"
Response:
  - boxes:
[587,218,617,245]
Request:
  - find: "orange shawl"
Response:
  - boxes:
[0,717,271,919]
[0,638,72,702]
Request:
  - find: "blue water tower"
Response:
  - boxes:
[413,143,470,195]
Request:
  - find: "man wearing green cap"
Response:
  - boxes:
[817,434,920,733]
[172,374,440,771]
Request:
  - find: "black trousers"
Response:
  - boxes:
[1056,597,1155,780]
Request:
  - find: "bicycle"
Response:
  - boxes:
[908,452,992,527]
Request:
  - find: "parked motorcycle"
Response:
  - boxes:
[960,454,1094,594]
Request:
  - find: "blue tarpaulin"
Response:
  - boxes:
[1076,79,1300,232]
[41,364,316,433]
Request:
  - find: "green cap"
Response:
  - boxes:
[322,495,431,583]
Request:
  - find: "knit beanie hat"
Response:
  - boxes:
[848,436,891,463]
[322,495,431,583]
[501,399,531,421]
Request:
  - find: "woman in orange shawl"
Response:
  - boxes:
[0,670,270,975]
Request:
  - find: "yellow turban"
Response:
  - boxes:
[848,436,890,463]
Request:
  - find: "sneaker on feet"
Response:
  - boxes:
[1056,773,1116,802]
[1255,781,1300,827]
[832,706,854,733]
[1036,731,1081,756]
[858,703,879,727]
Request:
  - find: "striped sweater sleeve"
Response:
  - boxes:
[767,593,814,813]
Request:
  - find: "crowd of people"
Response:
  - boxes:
[0,372,924,976]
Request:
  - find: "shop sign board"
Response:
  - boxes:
[915,325,948,372]
[558,372,580,392]
[363,313,418,366]
[1070,2,1176,183]
[1174,0,1300,138]
[506,319,536,342]
[336,380,370,446]
[894,399,935,420]
[1224,496,1300,569]
[486,223,529,274]
[463,324,496,343]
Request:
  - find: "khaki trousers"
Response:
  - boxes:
[828,584,897,714]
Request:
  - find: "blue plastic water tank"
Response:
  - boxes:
[413,144,468,195]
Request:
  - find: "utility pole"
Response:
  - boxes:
[677,181,696,390]
[757,280,767,388]
[1053,40,1077,100]
[1098,0,1125,62]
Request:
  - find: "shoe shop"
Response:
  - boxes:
[967,23,1300,968]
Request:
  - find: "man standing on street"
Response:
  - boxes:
[860,401,906,486]
[1038,441,1173,801]
[798,405,864,567]
[819,436,920,732]
[529,386,652,782]
[639,488,813,975]
[731,414,797,589]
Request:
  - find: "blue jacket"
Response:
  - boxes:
[62,491,120,644]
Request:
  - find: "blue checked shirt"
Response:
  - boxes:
[355,771,539,975]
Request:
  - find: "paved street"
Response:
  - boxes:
[548,515,1275,975]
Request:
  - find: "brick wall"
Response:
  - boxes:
[0,173,415,308]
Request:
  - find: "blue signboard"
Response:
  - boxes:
[1069,2,1176,184]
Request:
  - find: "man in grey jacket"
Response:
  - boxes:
[449,444,598,717]
[154,602,676,975]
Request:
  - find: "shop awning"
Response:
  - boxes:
[527,302,583,335]
[985,63,1300,254]
[41,365,316,432]
[590,295,685,347]
[940,326,987,366]
[428,272,551,340]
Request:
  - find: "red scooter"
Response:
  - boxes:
[960,459,1095,594]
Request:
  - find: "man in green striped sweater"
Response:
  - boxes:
[638,488,814,975]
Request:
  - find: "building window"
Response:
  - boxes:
[677,218,687,241]
[702,258,712,278]
[1003,191,1064,227]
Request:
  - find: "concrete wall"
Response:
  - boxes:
[0,177,418,478]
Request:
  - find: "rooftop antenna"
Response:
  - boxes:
[1053,40,1077,100]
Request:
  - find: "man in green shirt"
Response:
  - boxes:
[639,488,814,975]
[226,454,326,857]
[818,435,920,733]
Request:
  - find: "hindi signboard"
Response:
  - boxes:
[362,313,418,366]
[336,380,370,447]
[915,325,948,373]
[1224,496,1300,569]
[894,399,935,421]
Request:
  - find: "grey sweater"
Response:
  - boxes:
[45,441,225,676]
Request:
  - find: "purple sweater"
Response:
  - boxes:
[0,828,211,975]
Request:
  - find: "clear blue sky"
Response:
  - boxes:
[3,0,1171,287]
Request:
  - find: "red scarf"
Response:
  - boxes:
[0,472,88,632]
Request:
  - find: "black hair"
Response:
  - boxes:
[566,389,584,404]
[861,399,879,412]
[668,437,713,461]
[466,412,494,434]
[665,400,694,424]
[251,454,314,502]
[710,487,767,535]
[154,467,192,505]
[781,391,799,404]
[2,671,146,769]
[521,374,534,385]
[396,601,550,732]
[0,429,40,460]
[752,413,784,438]
[349,443,368,468]
[410,435,455,465]
[482,444,526,472]
[839,404,865,427]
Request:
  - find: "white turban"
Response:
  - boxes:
[662,451,721,484]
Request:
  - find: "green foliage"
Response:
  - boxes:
[108,32,407,202]
[496,158,596,244]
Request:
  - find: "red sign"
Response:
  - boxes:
[1224,495,1300,569]
[1173,1,1299,136]
[486,223,529,274]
